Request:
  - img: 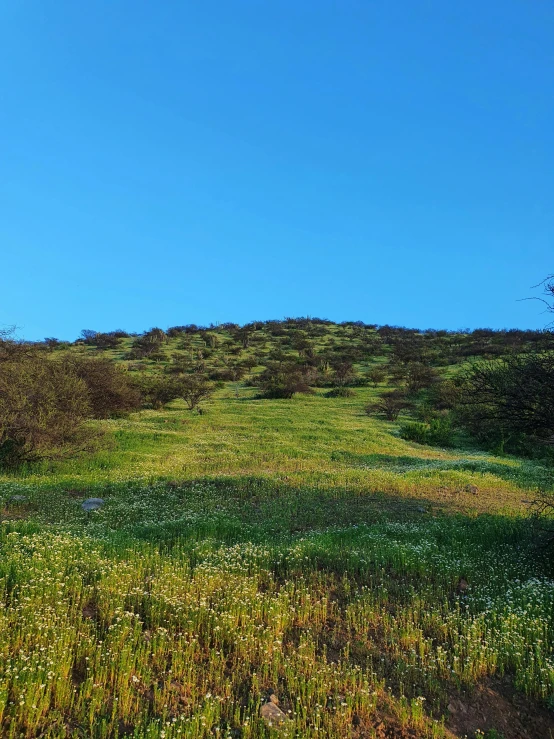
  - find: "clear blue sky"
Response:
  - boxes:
[2,1,553,340]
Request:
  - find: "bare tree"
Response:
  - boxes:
[529,491,554,548]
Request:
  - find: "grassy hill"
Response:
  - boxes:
[1,320,553,738]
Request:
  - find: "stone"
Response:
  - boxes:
[8,495,28,504]
[82,498,105,512]
[457,577,469,594]
[261,698,289,728]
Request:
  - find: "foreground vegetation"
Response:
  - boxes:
[1,318,554,737]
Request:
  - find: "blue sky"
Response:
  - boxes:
[1,1,553,340]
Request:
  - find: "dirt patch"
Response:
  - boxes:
[446,676,554,739]
[66,489,87,499]
[82,601,100,623]
[0,506,30,521]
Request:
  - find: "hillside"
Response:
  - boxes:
[1,319,553,738]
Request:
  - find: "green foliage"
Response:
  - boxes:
[367,367,386,387]
[399,417,454,447]
[326,386,355,398]
[1,318,554,735]
[0,354,91,467]
[366,389,411,421]
[255,361,316,399]
[132,374,183,409]
[67,356,142,419]
[177,373,215,410]
[455,352,554,454]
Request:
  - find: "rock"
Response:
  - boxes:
[82,498,105,512]
[261,697,289,728]
[447,702,457,714]
[457,577,469,594]
[8,495,28,504]
[417,506,427,513]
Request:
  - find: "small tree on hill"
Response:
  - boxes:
[132,375,183,410]
[365,390,411,421]
[256,362,316,399]
[405,362,439,393]
[331,361,356,388]
[367,367,386,387]
[178,374,215,411]
[455,353,554,452]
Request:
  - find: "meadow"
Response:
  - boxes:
[1,324,553,738]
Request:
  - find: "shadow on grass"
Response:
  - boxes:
[331,451,554,490]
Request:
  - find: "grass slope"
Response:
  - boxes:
[1,324,553,738]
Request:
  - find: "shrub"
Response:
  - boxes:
[454,352,554,453]
[405,362,440,393]
[399,417,454,447]
[365,390,411,421]
[331,361,357,387]
[93,333,122,350]
[128,328,167,358]
[326,387,355,398]
[66,357,142,418]
[177,373,215,410]
[256,362,316,399]
[0,356,91,467]
[367,367,386,387]
[132,375,182,409]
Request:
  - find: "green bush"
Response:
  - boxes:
[399,417,454,447]
[0,356,92,467]
[326,386,355,398]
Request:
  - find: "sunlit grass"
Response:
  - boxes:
[0,383,553,737]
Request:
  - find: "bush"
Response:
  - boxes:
[66,357,142,418]
[177,374,215,410]
[132,375,183,409]
[367,367,386,387]
[399,417,454,447]
[0,356,91,467]
[255,362,316,399]
[365,390,411,421]
[454,352,554,453]
[326,387,355,398]
[405,362,440,393]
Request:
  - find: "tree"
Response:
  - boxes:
[93,333,122,350]
[455,353,554,451]
[367,367,386,387]
[128,328,167,359]
[178,373,215,410]
[132,375,183,410]
[0,355,91,467]
[256,362,316,399]
[405,362,439,393]
[546,276,554,314]
[365,390,411,421]
[331,361,356,388]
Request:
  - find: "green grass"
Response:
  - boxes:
[1,378,553,737]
